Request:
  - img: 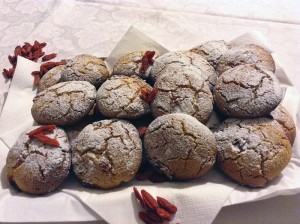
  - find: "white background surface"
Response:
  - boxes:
[0,0,299,223]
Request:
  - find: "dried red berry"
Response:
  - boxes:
[33,133,60,147]
[141,189,159,211]
[133,187,145,208]
[157,196,177,214]
[27,125,56,138]
[140,51,156,74]
[140,87,158,104]
[42,53,57,62]
[156,207,171,221]
[139,211,154,224]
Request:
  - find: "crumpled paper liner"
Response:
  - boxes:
[0,26,299,223]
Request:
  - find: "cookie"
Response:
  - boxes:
[112,51,159,79]
[151,70,213,123]
[96,76,152,119]
[32,81,96,126]
[270,104,296,145]
[38,65,65,93]
[214,118,292,187]
[216,44,275,75]
[190,40,231,70]
[213,65,283,118]
[144,113,217,180]
[150,51,217,90]
[61,54,109,88]
[6,126,71,195]
[72,119,142,189]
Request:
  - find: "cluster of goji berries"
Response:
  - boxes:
[27,125,60,147]
[133,187,178,223]
[140,87,158,104]
[2,40,66,86]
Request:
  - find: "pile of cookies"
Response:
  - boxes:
[5,41,296,195]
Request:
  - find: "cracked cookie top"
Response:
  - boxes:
[61,54,109,88]
[216,44,275,75]
[214,118,292,187]
[112,51,159,79]
[144,113,217,180]
[96,76,152,119]
[270,104,296,145]
[150,51,217,90]
[6,126,71,195]
[72,119,142,189]
[32,81,96,126]
[151,70,213,123]
[190,40,231,70]
[213,65,283,118]
[38,65,65,93]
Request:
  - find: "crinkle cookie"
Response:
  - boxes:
[6,126,71,195]
[270,104,296,145]
[190,40,231,70]
[150,51,217,90]
[72,119,142,189]
[96,76,152,119]
[214,118,292,187]
[216,44,275,75]
[32,81,96,126]
[151,70,213,123]
[214,65,283,118]
[144,113,217,180]
[61,54,109,88]
[112,51,159,79]
[38,65,65,93]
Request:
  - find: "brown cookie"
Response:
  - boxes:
[38,65,65,93]
[6,126,71,195]
[270,104,296,145]
[61,54,109,88]
[32,81,96,126]
[151,70,213,123]
[144,113,217,180]
[72,119,142,189]
[213,65,283,118]
[216,44,275,75]
[112,51,159,79]
[214,118,292,187]
[190,40,231,70]
[96,76,151,119]
[150,51,217,90]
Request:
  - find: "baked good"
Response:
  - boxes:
[38,65,64,93]
[270,104,296,145]
[32,81,96,126]
[150,51,217,90]
[112,51,159,79]
[144,113,217,180]
[61,54,109,88]
[213,65,283,118]
[216,44,275,75]
[151,70,213,123]
[6,126,71,195]
[96,76,152,119]
[214,118,292,187]
[72,119,142,189]
[190,40,231,70]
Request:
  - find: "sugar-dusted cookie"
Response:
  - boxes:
[144,113,217,180]
[96,76,152,119]
[61,54,109,88]
[150,51,217,90]
[270,104,296,145]
[72,119,142,189]
[190,40,231,70]
[214,118,291,187]
[216,44,275,75]
[112,51,159,79]
[32,81,96,126]
[6,126,71,195]
[151,70,213,123]
[214,65,283,118]
[38,65,65,93]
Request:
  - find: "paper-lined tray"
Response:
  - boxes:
[0,26,299,223]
